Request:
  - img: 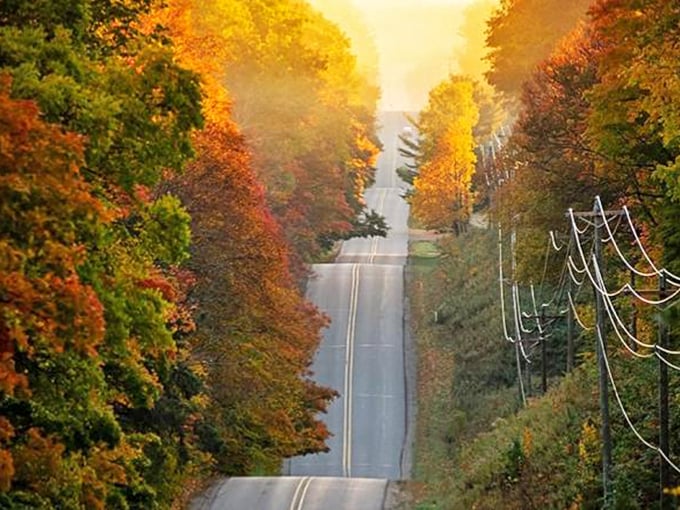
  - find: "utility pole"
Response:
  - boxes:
[541,306,548,393]
[525,355,532,397]
[630,270,638,352]
[592,201,613,507]
[511,227,527,406]
[566,229,575,373]
[658,274,671,509]
[566,288,575,373]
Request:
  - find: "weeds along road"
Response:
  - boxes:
[191,112,413,510]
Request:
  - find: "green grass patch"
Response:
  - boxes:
[410,240,441,259]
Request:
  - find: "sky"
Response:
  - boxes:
[353,0,482,111]
[360,0,475,5]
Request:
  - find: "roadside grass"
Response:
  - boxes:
[407,228,657,509]
[410,240,441,260]
[408,240,455,503]
[409,229,522,509]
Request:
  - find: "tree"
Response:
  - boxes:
[163,123,336,473]
[307,0,380,106]
[485,0,592,106]
[455,0,499,80]
[147,0,337,474]
[492,25,607,279]
[186,0,382,270]
[587,0,680,270]
[0,1,206,506]
[410,76,479,231]
[0,77,145,509]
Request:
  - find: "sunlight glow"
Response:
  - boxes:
[312,0,497,112]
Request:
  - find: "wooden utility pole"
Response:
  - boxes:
[593,204,613,507]
[541,307,548,393]
[567,231,575,373]
[510,228,527,406]
[630,270,638,352]
[658,275,671,509]
[525,356,532,397]
[571,204,618,504]
[567,288,575,373]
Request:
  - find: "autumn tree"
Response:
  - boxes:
[409,76,479,232]
[164,124,335,473]
[0,0,206,506]
[187,0,383,270]
[0,82,114,507]
[587,0,680,271]
[455,0,498,80]
[485,0,592,106]
[490,25,610,278]
[307,0,380,103]
[147,0,336,474]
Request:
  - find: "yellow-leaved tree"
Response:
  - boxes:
[411,77,479,231]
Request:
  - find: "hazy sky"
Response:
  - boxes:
[353,0,481,111]
[360,0,476,5]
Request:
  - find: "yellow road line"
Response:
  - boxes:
[343,264,360,477]
[289,477,313,510]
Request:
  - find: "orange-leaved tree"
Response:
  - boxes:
[0,0,206,506]
[491,25,608,279]
[175,0,383,271]
[485,0,592,107]
[0,78,140,507]
[166,123,335,473]
[147,0,336,474]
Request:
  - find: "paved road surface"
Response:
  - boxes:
[192,111,413,510]
[290,111,410,480]
[193,477,388,510]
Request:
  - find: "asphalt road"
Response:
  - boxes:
[192,112,413,510]
[193,477,388,510]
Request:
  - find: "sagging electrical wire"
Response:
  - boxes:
[498,225,530,405]
[568,291,594,331]
[623,205,680,285]
[567,257,588,286]
[569,209,680,303]
[530,284,545,338]
[592,255,680,362]
[596,326,680,475]
[516,284,537,335]
[549,230,564,251]
[541,232,571,310]
[498,226,516,344]
[595,197,680,287]
[512,284,534,363]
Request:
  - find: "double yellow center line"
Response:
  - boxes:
[342,264,360,477]
[289,476,313,510]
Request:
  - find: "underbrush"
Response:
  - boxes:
[409,230,520,506]
[409,229,680,509]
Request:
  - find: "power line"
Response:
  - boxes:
[494,189,680,505]
[622,205,680,285]
[596,325,680,475]
[593,258,680,358]
[568,291,593,331]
